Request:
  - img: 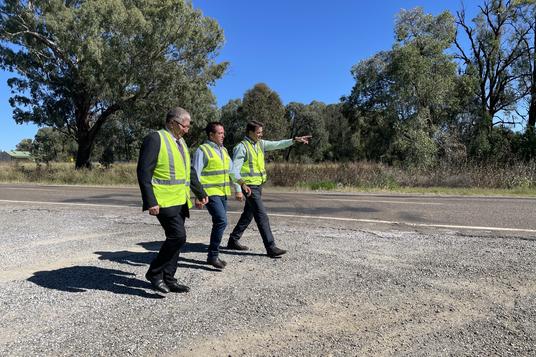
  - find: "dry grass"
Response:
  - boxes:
[0,162,137,186]
[1,161,536,195]
[268,161,536,191]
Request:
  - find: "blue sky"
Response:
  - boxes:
[0,0,481,151]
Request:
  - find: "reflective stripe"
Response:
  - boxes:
[200,144,213,159]
[242,141,255,176]
[161,132,176,180]
[200,170,228,176]
[242,172,263,177]
[240,140,266,184]
[152,178,186,185]
[202,182,229,188]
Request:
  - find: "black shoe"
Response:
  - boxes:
[226,240,249,251]
[267,246,287,257]
[167,281,190,293]
[145,273,170,294]
[207,257,227,269]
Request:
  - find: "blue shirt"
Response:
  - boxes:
[192,140,240,195]
[230,136,294,191]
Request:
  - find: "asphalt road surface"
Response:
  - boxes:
[1,183,535,236]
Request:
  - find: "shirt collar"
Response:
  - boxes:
[244,136,257,145]
[205,140,222,149]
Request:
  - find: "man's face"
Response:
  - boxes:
[209,125,225,146]
[248,126,263,143]
[171,116,191,138]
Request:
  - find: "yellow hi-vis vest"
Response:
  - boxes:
[239,139,266,185]
[151,130,192,208]
[199,143,232,196]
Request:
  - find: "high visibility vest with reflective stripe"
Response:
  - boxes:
[152,130,192,208]
[199,143,232,196]
[239,139,266,185]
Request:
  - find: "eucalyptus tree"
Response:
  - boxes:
[15,138,33,151]
[455,0,529,134]
[219,98,245,150]
[344,8,458,166]
[284,101,328,162]
[0,0,227,168]
[241,83,289,141]
[511,0,536,132]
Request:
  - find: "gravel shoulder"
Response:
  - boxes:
[0,201,535,356]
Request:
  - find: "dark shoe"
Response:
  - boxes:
[267,246,287,257]
[226,240,249,251]
[167,281,190,293]
[145,273,170,294]
[207,257,227,269]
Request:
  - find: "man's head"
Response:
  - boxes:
[246,120,263,143]
[166,107,191,138]
[205,122,225,146]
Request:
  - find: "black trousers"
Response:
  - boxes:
[229,185,276,250]
[147,205,187,284]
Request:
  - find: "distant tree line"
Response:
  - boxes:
[4,0,536,168]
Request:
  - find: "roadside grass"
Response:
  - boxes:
[2,160,536,196]
[0,162,137,186]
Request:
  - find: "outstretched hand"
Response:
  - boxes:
[294,135,312,144]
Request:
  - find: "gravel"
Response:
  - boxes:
[0,201,535,356]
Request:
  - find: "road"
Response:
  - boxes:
[1,183,535,356]
[1,183,535,235]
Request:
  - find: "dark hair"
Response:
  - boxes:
[205,121,224,136]
[246,120,263,134]
[165,107,190,124]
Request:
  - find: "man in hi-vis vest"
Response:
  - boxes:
[227,120,311,257]
[137,107,208,294]
[192,122,242,269]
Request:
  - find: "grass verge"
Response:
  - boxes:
[2,161,536,196]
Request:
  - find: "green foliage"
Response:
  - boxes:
[306,181,338,191]
[220,98,246,150]
[30,127,77,164]
[285,101,329,162]
[241,83,289,141]
[99,146,114,168]
[32,128,59,164]
[15,138,33,151]
[391,110,439,168]
[0,0,227,168]
[343,8,457,166]
[219,84,289,160]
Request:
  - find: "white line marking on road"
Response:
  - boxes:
[225,211,536,234]
[1,199,534,233]
[300,198,442,205]
[0,199,138,209]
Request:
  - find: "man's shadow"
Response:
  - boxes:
[95,241,222,272]
[27,266,163,299]
[27,242,221,297]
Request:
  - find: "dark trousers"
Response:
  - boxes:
[147,206,187,284]
[229,185,275,250]
[205,195,228,259]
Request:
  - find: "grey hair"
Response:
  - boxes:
[166,107,190,124]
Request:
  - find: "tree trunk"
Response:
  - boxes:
[75,132,94,169]
[528,92,536,132]
[528,22,536,132]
